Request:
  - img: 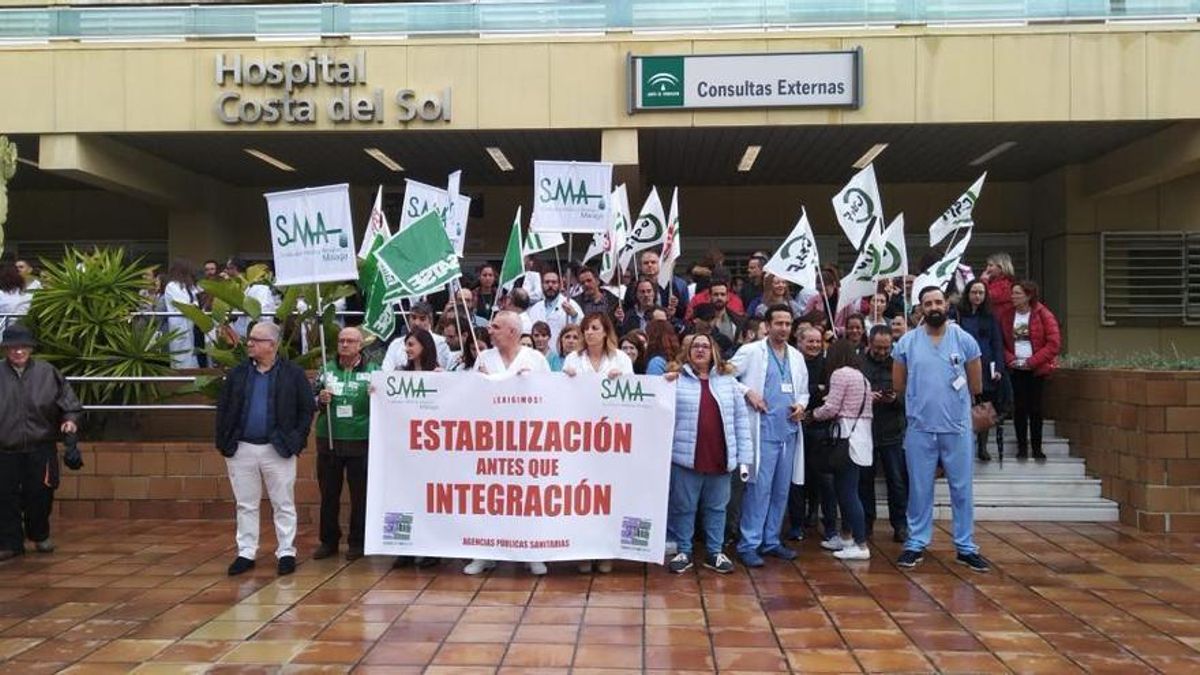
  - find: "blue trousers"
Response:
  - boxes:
[738,438,795,556]
[904,429,978,555]
[668,464,730,556]
[834,462,866,544]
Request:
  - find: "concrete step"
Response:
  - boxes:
[999,420,1057,436]
[931,478,1102,500]
[876,498,1120,522]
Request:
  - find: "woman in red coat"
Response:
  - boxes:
[981,252,1016,330]
[1001,280,1061,460]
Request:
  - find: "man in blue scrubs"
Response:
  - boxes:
[892,287,989,572]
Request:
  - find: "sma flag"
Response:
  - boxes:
[583,184,631,284]
[658,188,682,290]
[929,173,986,246]
[499,207,525,292]
[764,208,820,292]
[618,187,665,272]
[358,186,391,260]
[910,228,973,307]
[358,189,395,341]
[832,164,885,252]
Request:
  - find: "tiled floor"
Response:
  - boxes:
[1,520,1199,673]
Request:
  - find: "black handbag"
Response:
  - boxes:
[813,377,869,474]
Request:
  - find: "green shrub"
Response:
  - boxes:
[1060,348,1200,371]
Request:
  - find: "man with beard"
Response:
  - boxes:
[618,277,659,334]
[739,253,768,309]
[527,270,581,355]
[860,326,908,543]
[893,287,987,573]
[572,267,619,319]
[708,280,743,344]
[622,250,688,321]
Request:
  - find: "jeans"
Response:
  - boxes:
[738,439,795,556]
[834,463,866,544]
[668,464,731,557]
[904,429,978,555]
[1011,370,1045,452]
[858,442,908,534]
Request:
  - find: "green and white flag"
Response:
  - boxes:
[499,207,525,292]
[910,228,972,307]
[582,184,630,284]
[832,164,885,252]
[618,187,665,272]
[658,187,682,290]
[928,173,986,247]
[764,207,820,291]
[372,210,460,303]
[523,228,564,257]
[876,213,908,281]
[359,188,395,340]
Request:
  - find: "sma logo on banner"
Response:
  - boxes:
[600,379,656,404]
[385,375,439,400]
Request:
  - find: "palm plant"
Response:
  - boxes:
[26,247,176,405]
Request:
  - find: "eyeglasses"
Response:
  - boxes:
[246,337,274,344]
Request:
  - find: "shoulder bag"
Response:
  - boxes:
[814,375,869,474]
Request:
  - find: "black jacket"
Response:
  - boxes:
[861,353,905,446]
[0,359,82,451]
[216,358,316,458]
[802,353,829,435]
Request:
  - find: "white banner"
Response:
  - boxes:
[398,179,471,256]
[365,372,675,563]
[264,183,358,286]
[832,164,885,252]
[764,207,820,291]
[531,160,613,233]
[911,229,972,307]
[618,187,666,272]
[929,173,987,246]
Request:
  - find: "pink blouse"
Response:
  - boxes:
[812,367,873,421]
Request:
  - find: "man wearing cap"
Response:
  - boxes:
[216,321,316,576]
[0,324,82,561]
[382,301,452,371]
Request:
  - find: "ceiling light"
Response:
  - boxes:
[969,141,1017,167]
[852,143,888,169]
[486,146,514,172]
[365,148,404,172]
[737,145,762,173]
[244,149,296,172]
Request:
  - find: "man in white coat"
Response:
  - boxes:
[727,303,809,567]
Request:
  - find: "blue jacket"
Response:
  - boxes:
[671,365,753,472]
[216,358,316,459]
[959,311,1005,390]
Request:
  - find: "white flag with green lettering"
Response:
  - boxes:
[928,173,986,247]
[531,160,612,233]
[523,229,565,257]
[876,213,908,281]
[658,188,682,290]
[764,208,820,292]
[910,228,972,306]
[832,164,885,252]
[618,187,665,272]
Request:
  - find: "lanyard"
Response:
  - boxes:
[768,346,789,380]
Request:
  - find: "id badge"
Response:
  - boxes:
[335,404,353,418]
[327,382,344,396]
[781,383,794,394]
[952,375,966,391]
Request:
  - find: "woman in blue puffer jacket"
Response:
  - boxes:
[663,332,753,575]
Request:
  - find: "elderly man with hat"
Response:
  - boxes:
[0,323,81,561]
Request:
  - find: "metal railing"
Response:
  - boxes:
[0,1,1196,42]
[65,375,217,411]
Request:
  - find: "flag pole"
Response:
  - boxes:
[453,278,482,360]
[316,284,335,450]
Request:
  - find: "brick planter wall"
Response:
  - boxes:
[1045,368,1200,533]
[53,437,326,525]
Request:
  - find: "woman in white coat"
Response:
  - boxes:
[562,311,633,574]
[162,259,200,369]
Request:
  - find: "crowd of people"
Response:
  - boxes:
[0,246,1062,575]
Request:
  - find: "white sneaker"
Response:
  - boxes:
[596,560,613,574]
[833,543,871,560]
[528,561,548,576]
[577,561,594,574]
[820,535,845,551]
[463,559,496,575]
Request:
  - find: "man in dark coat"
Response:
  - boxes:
[0,324,81,561]
[216,321,315,576]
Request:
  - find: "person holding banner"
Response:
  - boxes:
[728,305,808,568]
[313,327,377,563]
[216,322,316,577]
[465,311,551,576]
[562,313,633,574]
[525,270,581,356]
[893,287,989,573]
[664,333,752,575]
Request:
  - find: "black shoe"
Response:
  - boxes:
[277,555,296,576]
[1016,446,1029,460]
[704,551,735,574]
[896,549,924,568]
[0,550,20,563]
[345,548,363,561]
[227,556,255,576]
[416,556,441,568]
[977,447,992,462]
[1032,449,1047,461]
[785,529,805,542]
[667,552,693,574]
[392,556,414,569]
[892,529,908,544]
[956,552,991,573]
[313,543,337,560]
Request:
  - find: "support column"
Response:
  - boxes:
[601,128,642,209]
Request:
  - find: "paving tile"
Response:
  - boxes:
[785,648,863,673]
[290,640,372,664]
[430,642,507,666]
[713,646,789,671]
[511,623,578,643]
[500,642,575,667]
[572,643,642,669]
[82,639,174,663]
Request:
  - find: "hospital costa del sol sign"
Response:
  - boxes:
[214,51,450,125]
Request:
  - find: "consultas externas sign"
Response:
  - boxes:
[629,49,861,112]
